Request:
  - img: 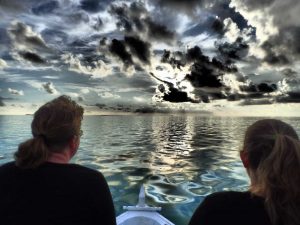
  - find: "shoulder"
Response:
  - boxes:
[193,191,263,215]
[202,191,260,209]
[43,162,105,179]
[189,191,268,225]
[0,161,16,173]
[205,191,253,202]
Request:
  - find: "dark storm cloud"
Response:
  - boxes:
[261,41,289,65]
[156,45,241,103]
[276,92,300,103]
[212,1,251,31]
[216,37,249,60]
[262,27,300,65]
[150,73,196,103]
[156,37,284,105]
[8,22,48,50]
[185,62,223,88]
[42,82,56,94]
[80,0,113,13]
[239,98,274,106]
[31,1,59,15]
[109,39,133,67]
[161,50,185,70]
[239,82,277,94]
[19,51,46,64]
[144,18,175,41]
[124,36,151,64]
[257,83,277,93]
[109,2,175,43]
[183,47,237,89]
[161,88,195,103]
[109,3,134,32]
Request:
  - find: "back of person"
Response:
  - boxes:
[189,191,271,225]
[189,119,300,225]
[0,162,115,225]
[0,96,116,225]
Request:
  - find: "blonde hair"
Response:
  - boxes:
[243,119,300,225]
[15,95,84,169]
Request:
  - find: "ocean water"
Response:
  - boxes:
[0,115,300,224]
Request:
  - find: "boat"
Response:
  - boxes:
[116,185,175,225]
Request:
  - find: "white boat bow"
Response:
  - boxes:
[116,185,175,225]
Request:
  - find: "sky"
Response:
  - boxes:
[0,0,300,116]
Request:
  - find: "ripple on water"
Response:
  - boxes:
[185,182,213,196]
[3,116,300,225]
[145,175,194,204]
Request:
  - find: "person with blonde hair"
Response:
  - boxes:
[0,95,116,225]
[189,119,300,225]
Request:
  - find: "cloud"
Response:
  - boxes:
[150,0,205,15]
[216,37,249,60]
[150,73,197,103]
[149,44,241,103]
[223,18,242,42]
[262,27,300,64]
[0,0,30,13]
[0,58,8,69]
[78,96,84,102]
[31,1,59,15]
[183,17,225,37]
[239,98,274,106]
[8,88,24,96]
[42,82,58,94]
[62,53,112,78]
[231,0,300,65]
[276,92,300,103]
[19,51,47,64]
[80,0,113,13]
[0,96,12,106]
[124,36,151,64]
[282,68,298,79]
[144,18,175,42]
[80,88,90,94]
[8,21,49,51]
[109,2,175,43]
[98,92,120,99]
[109,39,133,67]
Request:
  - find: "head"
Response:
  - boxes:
[240,119,300,225]
[15,95,84,169]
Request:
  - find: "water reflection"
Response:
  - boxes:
[1,116,300,225]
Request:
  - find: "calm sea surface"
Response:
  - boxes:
[1,115,300,224]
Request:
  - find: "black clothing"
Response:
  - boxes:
[0,162,116,225]
[189,191,271,225]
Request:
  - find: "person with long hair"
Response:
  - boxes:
[189,119,300,225]
[0,95,116,225]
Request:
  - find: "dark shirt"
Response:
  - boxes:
[189,191,271,225]
[0,162,116,225]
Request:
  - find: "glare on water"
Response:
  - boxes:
[1,115,300,225]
